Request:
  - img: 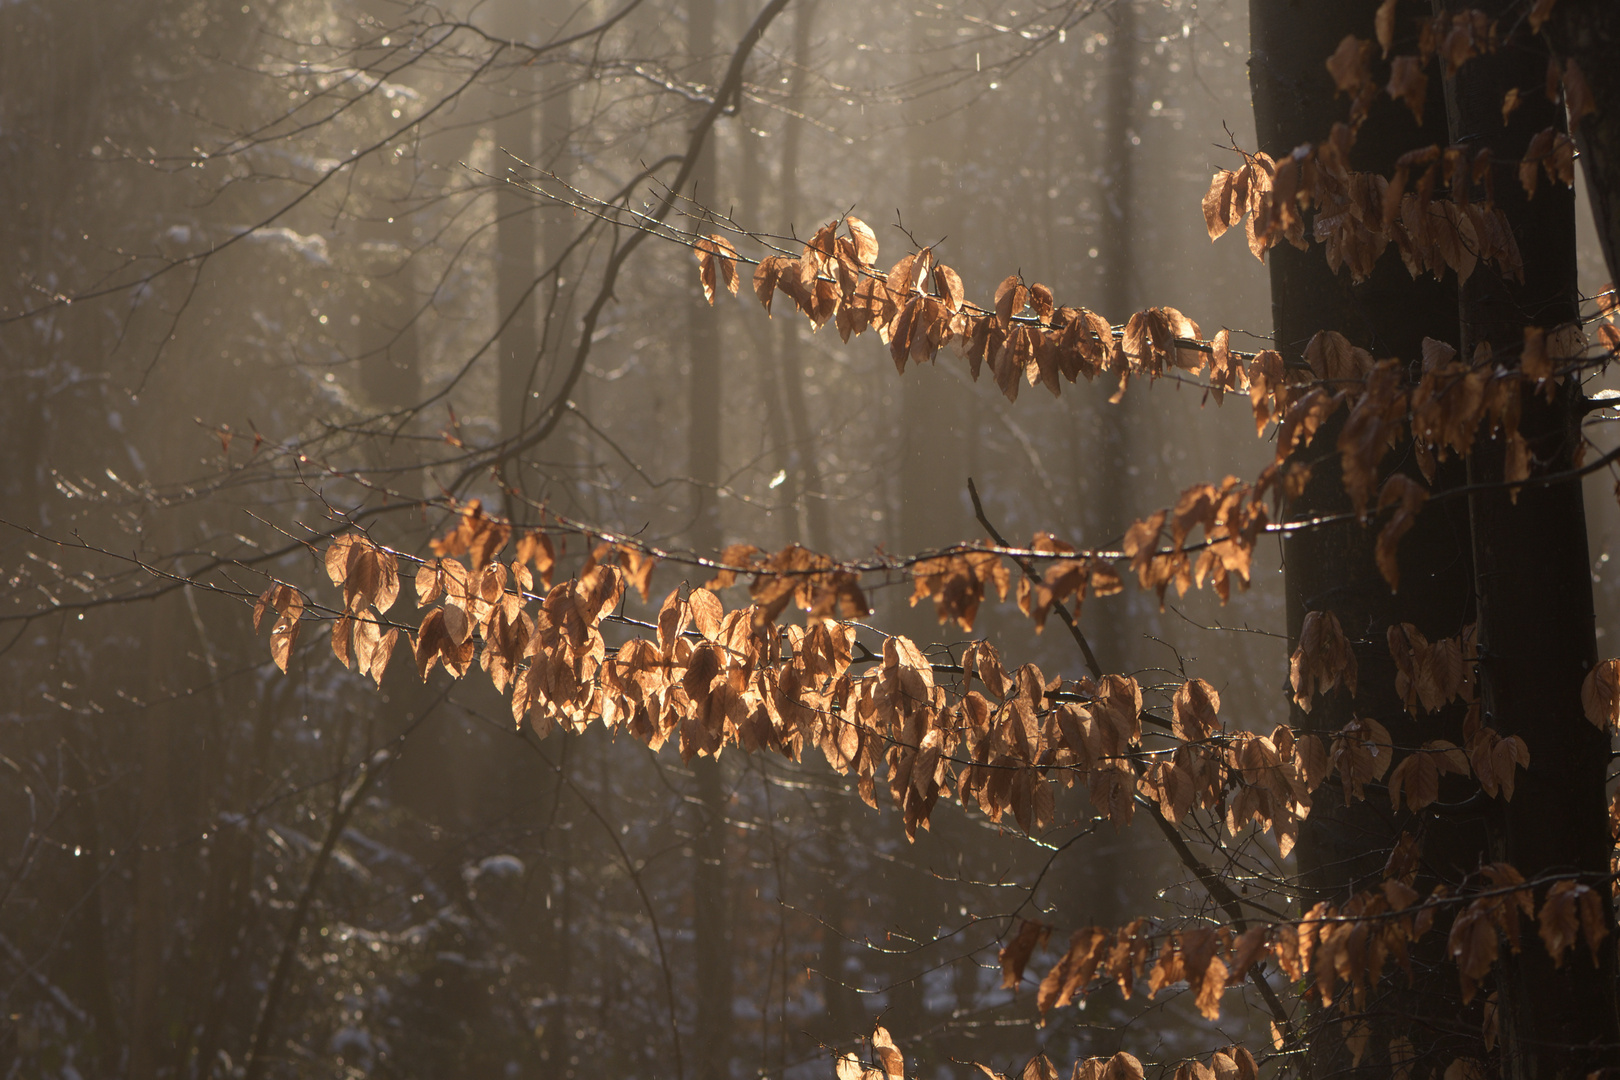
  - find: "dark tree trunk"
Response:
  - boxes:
[1250,2,1482,1076]
[1441,5,1620,1075]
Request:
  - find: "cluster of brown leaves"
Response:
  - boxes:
[298,506,1335,848]
[733,217,1240,409]
[715,211,1597,607]
[1290,614,1529,810]
[1359,3,1578,144]
[1000,916,1255,1024]
[842,1028,1244,1080]
[835,1027,906,1080]
[253,581,307,674]
[1009,534,1125,631]
[277,489,1559,857]
[979,1045,1255,1080]
[1594,283,1620,359]
[694,234,741,305]
[1202,151,1288,262]
[1221,721,1326,857]
[281,507,1610,1042]
[1519,126,1577,200]
[1206,131,1525,290]
[908,549,1013,632]
[1209,2,1590,295]
[1290,610,1358,712]
[1121,474,1275,609]
[1000,845,1599,1035]
[706,542,869,627]
[1387,622,1474,716]
[907,473,1280,637]
[324,535,403,686]
[1319,322,1594,591]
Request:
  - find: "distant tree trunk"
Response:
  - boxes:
[538,22,578,1066]
[190,692,276,1080]
[687,5,734,1078]
[128,601,178,1080]
[1250,1,1481,1076]
[775,0,833,553]
[1073,5,1140,994]
[731,0,790,546]
[688,0,724,562]
[496,63,539,501]
[1097,1,1137,332]
[1089,0,1138,679]
[818,793,864,1042]
[896,15,965,598]
[1442,4,1620,1074]
[355,231,423,413]
[60,736,119,1071]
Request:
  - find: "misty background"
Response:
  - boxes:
[1,0,1612,1077]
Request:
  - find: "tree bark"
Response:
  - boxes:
[1441,5,1620,1075]
[1251,2,1481,1076]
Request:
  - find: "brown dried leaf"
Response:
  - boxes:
[1204,171,1238,240]
[1327,35,1373,95]
[269,613,300,673]
[1538,880,1584,967]
[1501,86,1522,126]
[1030,283,1055,326]
[995,274,1029,328]
[1581,658,1620,730]
[1037,927,1110,1015]
[1387,56,1429,125]
[1104,1052,1144,1080]
[1304,330,1369,382]
[846,216,879,266]
[753,255,789,315]
[933,264,966,314]
[1520,127,1555,199]
[695,234,739,304]
[871,1026,905,1080]
[1290,609,1359,712]
[1000,919,1052,990]
[1375,0,1397,58]
[1376,475,1429,592]
[1172,678,1222,742]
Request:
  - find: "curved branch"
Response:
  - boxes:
[464,0,796,484]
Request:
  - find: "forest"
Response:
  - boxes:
[3,0,1620,1078]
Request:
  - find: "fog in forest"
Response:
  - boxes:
[2,1,1614,1078]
